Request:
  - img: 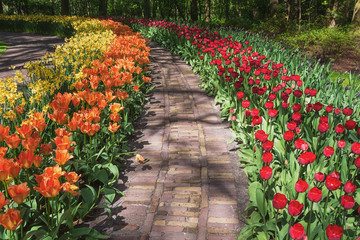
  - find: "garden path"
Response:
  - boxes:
[0,32,64,79]
[86,42,249,240]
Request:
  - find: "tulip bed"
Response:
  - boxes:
[125,19,360,240]
[0,16,151,239]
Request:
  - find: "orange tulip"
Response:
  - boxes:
[17,150,34,169]
[34,176,61,198]
[133,85,139,92]
[65,172,81,184]
[134,154,145,163]
[0,125,10,142]
[0,192,10,210]
[109,112,122,122]
[16,124,34,139]
[67,113,83,131]
[53,150,73,166]
[43,165,65,179]
[34,155,43,168]
[116,90,129,101]
[21,131,42,151]
[53,136,74,151]
[0,208,22,230]
[5,134,21,149]
[61,182,80,196]
[55,128,72,137]
[48,110,68,125]
[15,106,24,115]
[143,75,151,83]
[88,124,100,136]
[39,143,53,156]
[31,112,47,132]
[8,160,21,179]
[71,94,81,108]
[105,89,116,102]
[110,103,122,113]
[0,147,8,158]
[108,122,121,133]
[7,183,30,204]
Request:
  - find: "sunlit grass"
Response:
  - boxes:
[329,71,360,89]
[0,41,7,57]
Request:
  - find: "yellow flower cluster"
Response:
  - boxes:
[0,16,116,119]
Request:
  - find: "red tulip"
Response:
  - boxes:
[345,119,356,130]
[259,166,272,180]
[289,223,305,240]
[325,176,341,191]
[288,200,303,216]
[314,172,325,182]
[323,146,334,157]
[335,124,345,134]
[262,152,273,164]
[272,193,288,209]
[344,181,356,193]
[326,224,343,240]
[337,140,345,148]
[298,151,316,165]
[295,179,309,193]
[308,187,322,202]
[352,142,360,154]
[340,195,355,209]
[284,131,295,141]
[262,141,274,152]
[255,130,268,142]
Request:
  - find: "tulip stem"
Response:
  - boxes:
[286,217,293,240]
[343,210,346,236]
[307,201,314,239]
[275,210,279,240]
[322,192,330,232]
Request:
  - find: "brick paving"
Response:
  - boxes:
[93,41,249,240]
[0,32,64,78]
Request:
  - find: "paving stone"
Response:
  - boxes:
[80,41,249,238]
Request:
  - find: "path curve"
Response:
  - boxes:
[0,32,64,78]
[85,41,249,240]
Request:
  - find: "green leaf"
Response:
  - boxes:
[95,169,108,184]
[81,185,97,208]
[256,188,267,219]
[103,187,116,205]
[257,231,269,240]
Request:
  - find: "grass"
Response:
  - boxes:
[329,71,360,89]
[0,41,7,57]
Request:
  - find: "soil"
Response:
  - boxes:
[329,42,360,74]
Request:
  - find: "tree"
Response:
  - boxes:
[270,0,278,17]
[99,0,107,16]
[329,0,339,28]
[0,0,3,14]
[190,0,198,21]
[143,0,150,18]
[205,0,211,22]
[61,0,70,15]
[353,0,360,25]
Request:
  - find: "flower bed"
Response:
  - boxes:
[0,16,151,239]
[124,18,360,240]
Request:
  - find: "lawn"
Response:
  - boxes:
[0,41,7,57]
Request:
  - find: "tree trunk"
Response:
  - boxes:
[353,0,360,25]
[174,0,186,20]
[270,0,278,17]
[298,0,301,33]
[191,0,198,21]
[205,0,211,22]
[286,0,291,21]
[99,0,107,16]
[329,0,339,28]
[144,0,151,18]
[23,0,29,14]
[0,0,3,14]
[61,0,70,15]
[225,0,229,20]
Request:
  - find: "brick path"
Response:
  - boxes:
[0,32,63,78]
[86,42,249,240]
[0,31,249,239]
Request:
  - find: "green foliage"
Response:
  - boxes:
[280,26,355,56]
[0,41,7,57]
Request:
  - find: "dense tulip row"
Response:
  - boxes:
[126,18,360,239]
[0,16,150,239]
